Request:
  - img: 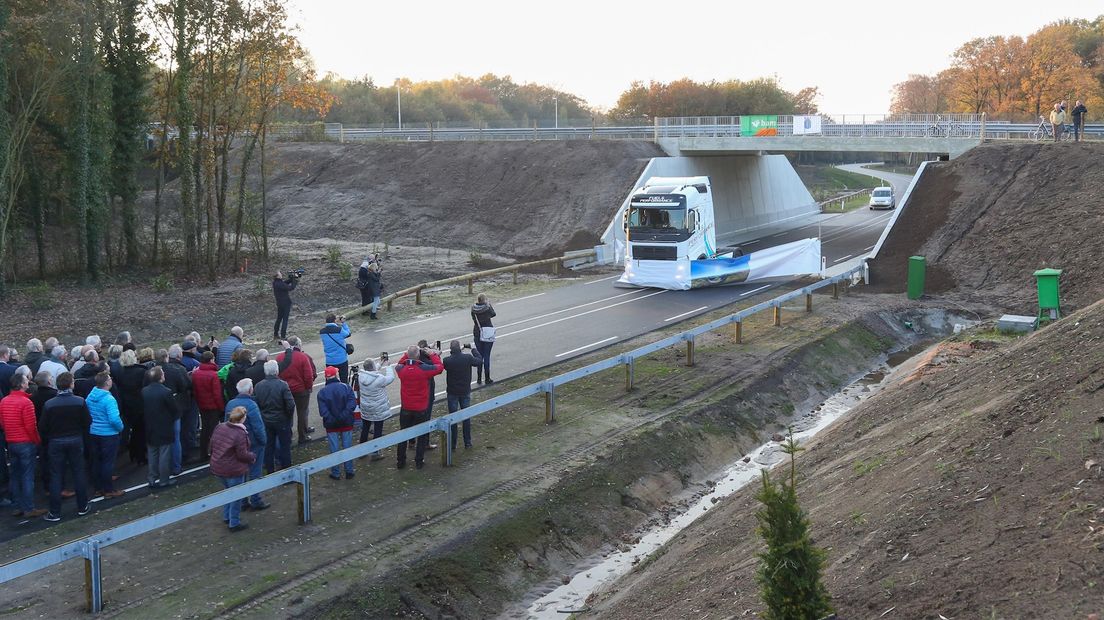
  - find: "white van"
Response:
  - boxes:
[869,187,895,210]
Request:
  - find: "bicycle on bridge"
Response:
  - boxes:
[926,116,971,137]
[1031,115,1074,141]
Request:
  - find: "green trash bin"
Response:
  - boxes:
[1034,267,1062,323]
[907,256,925,300]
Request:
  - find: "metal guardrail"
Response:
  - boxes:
[0,265,863,613]
[345,249,598,317]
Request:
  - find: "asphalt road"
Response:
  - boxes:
[0,164,914,539]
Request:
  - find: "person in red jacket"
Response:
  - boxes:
[395,344,443,469]
[191,352,225,459]
[275,336,318,445]
[0,374,46,520]
[209,407,255,531]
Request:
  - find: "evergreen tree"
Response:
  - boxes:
[71,0,95,278]
[755,430,833,620]
[103,0,149,265]
[0,0,9,296]
[173,0,197,273]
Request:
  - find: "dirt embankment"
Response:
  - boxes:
[587,299,1104,619]
[149,140,661,260]
[868,142,1104,312]
[307,311,905,619]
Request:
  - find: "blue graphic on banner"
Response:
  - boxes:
[689,254,752,287]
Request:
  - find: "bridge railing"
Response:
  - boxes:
[656,114,987,139]
[241,117,1104,144]
[0,265,863,614]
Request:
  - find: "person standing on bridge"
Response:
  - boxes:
[471,294,496,385]
[1049,103,1066,142]
[1071,100,1088,142]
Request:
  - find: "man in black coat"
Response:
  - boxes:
[443,340,483,450]
[142,366,180,488]
[244,349,270,387]
[161,346,194,471]
[272,270,299,340]
[253,360,295,473]
[39,372,91,520]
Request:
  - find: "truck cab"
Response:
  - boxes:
[625,176,717,262]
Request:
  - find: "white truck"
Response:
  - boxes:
[619,175,821,290]
[620,176,736,288]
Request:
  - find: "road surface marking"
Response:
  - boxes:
[769,231,790,238]
[664,306,708,322]
[583,274,621,285]
[832,254,854,263]
[739,285,773,297]
[499,292,546,305]
[90,462,214,501]
[499,290,667,339]
[864,245,876,252]
[495,290,647,330]
[555,336,618,358]
[374,316,441,333]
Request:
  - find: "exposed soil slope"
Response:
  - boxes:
[152,140,661,259]
[587,300,1104,619]
[868,142,1104,312]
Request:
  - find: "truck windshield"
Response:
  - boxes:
[628,207,687,231]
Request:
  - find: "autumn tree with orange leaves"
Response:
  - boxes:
[892,17,1104,120]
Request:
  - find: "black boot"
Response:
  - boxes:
[476,368,483,385]
[370,312,378,320]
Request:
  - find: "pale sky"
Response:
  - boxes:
[288,0,1101,115]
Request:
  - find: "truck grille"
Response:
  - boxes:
[631,245,677,261]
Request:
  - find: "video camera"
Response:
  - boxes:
[287,267,306,280]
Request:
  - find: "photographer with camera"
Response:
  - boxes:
[319,313,352,384]
[272,270,302,341]
[443,340,482,450]
[395,343,443,470]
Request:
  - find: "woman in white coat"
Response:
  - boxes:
[357,358,395,461]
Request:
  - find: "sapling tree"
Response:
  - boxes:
[755,429,833,619]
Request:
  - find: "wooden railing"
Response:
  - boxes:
[345,249,598,316]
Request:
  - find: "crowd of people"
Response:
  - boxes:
[0,289,499,531]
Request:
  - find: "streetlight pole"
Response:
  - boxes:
[396,84,402,129]
[553,96,558,129]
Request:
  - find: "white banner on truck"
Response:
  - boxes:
[792,115,822,135]
[618,238,822,291]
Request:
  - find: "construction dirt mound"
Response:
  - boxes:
[868,142,1104,312]
[587,299,1104,619]
[169,140,661,259]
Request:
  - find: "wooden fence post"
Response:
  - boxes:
[734,320,742,343]
[806,293,813,313]
[773,306,782,326]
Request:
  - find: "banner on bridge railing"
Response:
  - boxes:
[793,115,823,135]
[740,115,779,136]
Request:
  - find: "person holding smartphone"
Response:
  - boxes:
[443,340,482,450]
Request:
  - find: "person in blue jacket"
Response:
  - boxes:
[224,378,269,511]
[86,372,125,498]
[319,314,352,383]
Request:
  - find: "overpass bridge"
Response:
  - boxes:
[655,114,986,158]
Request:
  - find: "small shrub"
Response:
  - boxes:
[755,429,833,620]
[150,274,174,293]
[468,249,483,265]
[338,262,352,280]
[26,282,53,310]
[325,245,342,269]
[254,276,270,296]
